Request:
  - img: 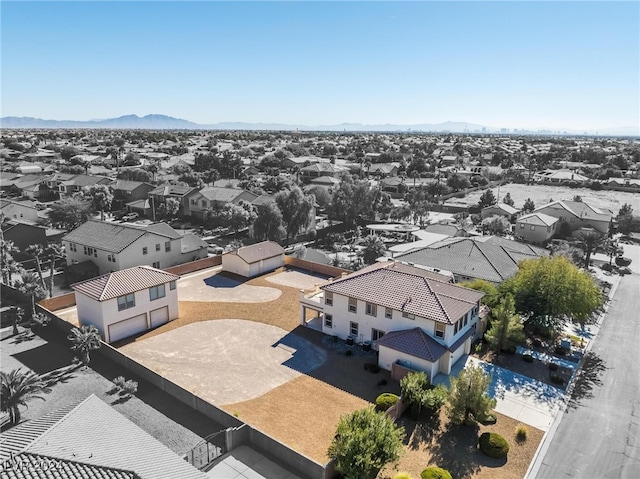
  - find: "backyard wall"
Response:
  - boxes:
[285,256,350,278]
[164,255,222,275]
[38,292,76,311]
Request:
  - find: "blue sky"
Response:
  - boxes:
[2,1,639,132]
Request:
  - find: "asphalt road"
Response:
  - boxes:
[535,273,640,478]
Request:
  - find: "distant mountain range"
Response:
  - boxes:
[1,114,637,136]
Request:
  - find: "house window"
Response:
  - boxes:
[372,328,385,341]
[530,225,535,231]
[190,199,196,205]
[385,308,392,319]
[156,243,161,252]
[402,311,416,320]
[169,280,176,290]
[201,200,208,208]
[365,302,377,317]
[165,241,171,252]
[83,246,87,255]
[149,284,166,301]
[143,247,148,255]
[464,314,468,326]
[520,223,525,229]
[324,314,333,328]
[435,323,445,339]
[324,291,333,306]
[69,243,77,252]
[350,321,359,337]
[107,254,116,262]
[348,297,357,313]
[117,293,135,311]
[152,261,160,268]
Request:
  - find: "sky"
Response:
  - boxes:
[1,1,639,132]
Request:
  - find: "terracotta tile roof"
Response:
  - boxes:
[72,266,179,301]
[322,262,483,324]
[397,236,548,283]
[18,395,207,479]
[0,452,139,479]
[62,221,180,253]
[375,328,447,362]
[228,241,285,264]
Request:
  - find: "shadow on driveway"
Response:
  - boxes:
[203,274,241,288]
[272,331,327,375]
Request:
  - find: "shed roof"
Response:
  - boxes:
[228,241,285,264]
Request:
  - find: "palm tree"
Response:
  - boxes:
[0,238,20,283]
[44,243,63,298]
[8,306,23,336]
[577,231,604,268]
[1,369,50,425]
[25,244,46,290]
[68,325,102,367]
[14,271,47,316]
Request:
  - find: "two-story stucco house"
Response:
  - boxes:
[515,212,559,244]
[532,200,613,235]
[184,186,259,220]
[72,266,179,343]
[300,262,484,380]
[62,220,207,276]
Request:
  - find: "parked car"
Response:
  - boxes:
[618,266,631,275]
[122,212,139,222]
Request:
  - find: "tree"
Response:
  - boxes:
[218,201,256,234]
[0,238,22,284]
[500,256,603,330]
[457,279,499,307]
[305,185,331,210]
[48,197,92,230]
[447,173,470,191]
[576,231,605,268]
[360,235,386,265]
[406,185,432,227]
[275,186,314,245]
[400,371,430,419]
[60,146,80,161]
[522,198,535,213]
[327,175,381,227]
[250,202,285,242]
[328,407,405,479]
[1,369,50,425]
[484,294,525,353]
[480,215,511,236]
[14,271,47,316]
[617,203,633,219]
[8,306,23,336]
[82,184,113,221]
[25,244,46,290]
[502,192,515,207]
[117,168,151,183]
[68,325,102,367]
[447,366,496,425]
[157,197,181,220]
[45,243,63,298]
[477,189,497,208]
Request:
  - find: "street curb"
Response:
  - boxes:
[523,274,621,479]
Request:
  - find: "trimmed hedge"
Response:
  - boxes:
[375,393,399,411]
[478,432,510,458]
[421,467,453,479]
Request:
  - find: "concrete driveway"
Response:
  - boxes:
[178,268,281,303]
[120,319,327,406]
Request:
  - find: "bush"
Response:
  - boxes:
[423,385,448,416]
[393,473,413,479]
[420,467,453,479]
[120,379,138,397]
[375,393,399,411]
[113,376,126,389]
[478,432,510,458]
[522,354,534,363]
[554,346,567,356]
[550,373,565,385]
[548,362,559,371]
[515,424,528,442]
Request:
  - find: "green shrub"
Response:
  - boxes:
[550,373,564,385]
[522,354,534,363]
[375,393,399,411]
[478,432,510,458]
[423,385,448,416]
[420,466,453,479]
[113,376,126,389]
[515,424,528,442]
[548,362,559,371]
[478,412,497,425]
[393,472,413,479]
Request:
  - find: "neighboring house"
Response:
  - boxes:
[515,212,559,244]
[62,220,207,275]
[58,174,113,197]
[185,187,259,220]
[0,198,40,223]
[300,261,484,381]
[2,220,65,258]
[533,200,613,235]
[148,184,196,216]
[368,163,399,178]
[72,265,179,343]
[222,241,285,278]
[422,223,468,237]
[280,156,324,169]
[111,180,155,211]
[299,162,346,182]
[7,174,50,199]
[481,203,521,221]
[309,175,341,187]
[0,395,208,479]
[396,235,548,284]
[533,169,589,184]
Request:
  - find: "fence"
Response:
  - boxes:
[38,292,76,311]
[284,256,351,279]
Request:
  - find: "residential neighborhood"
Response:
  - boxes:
[1,129,640,479]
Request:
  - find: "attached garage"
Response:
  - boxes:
[150,306,170,328]
[108,314,148,343]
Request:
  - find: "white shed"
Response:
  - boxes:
[72,266,180,343]
[222,241,285,278]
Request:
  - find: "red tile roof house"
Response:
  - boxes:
[299,262,484,382]
[222,241,285,278]
[72,266,179,343]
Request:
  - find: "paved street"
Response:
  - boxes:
[534,273,640,478]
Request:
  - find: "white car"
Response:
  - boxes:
[122,213,139,222]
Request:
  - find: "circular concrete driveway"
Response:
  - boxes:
[120,319,327,405]
[177,269,281,303]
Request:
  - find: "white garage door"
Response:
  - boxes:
[451,338,467,366]
[108,314,147,343]
[150,306,169,328]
